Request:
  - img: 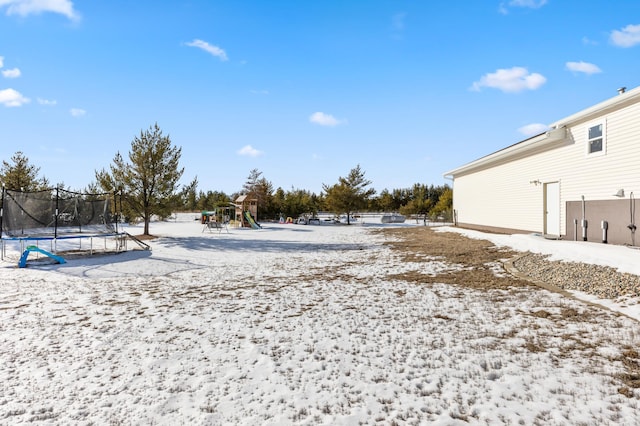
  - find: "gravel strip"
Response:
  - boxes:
[512,253,640,299]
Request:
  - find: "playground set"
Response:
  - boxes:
[200,195,262,232]
[201,206,231,233]
[234,195,262,229]
[0,186,145,268]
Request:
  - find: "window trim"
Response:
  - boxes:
[586,120,606,157]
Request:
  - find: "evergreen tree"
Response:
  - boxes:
[399,184,432,223]
[0,151,49,191]
[271,187,286,220]
[375,189,395,212]
[282,188,318,219]
[95,123,184,235]
[322,165,375,225]
[431,187,453,220]
[255,176,274,216]
[242,168,262,198]
[179,176,199,211]
[240,169,274,220]
[196,190,230,211]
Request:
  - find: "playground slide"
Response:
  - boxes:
[18,245,67,268]
[244,211,262,229]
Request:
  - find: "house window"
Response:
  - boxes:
[587,122,605,155]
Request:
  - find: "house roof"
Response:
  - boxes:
[443,127,566,178]
[550,85,640,129]
[444,85,640,179]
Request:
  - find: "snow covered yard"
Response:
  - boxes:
[2,216,640,425]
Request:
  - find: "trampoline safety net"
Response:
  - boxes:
[1,188,116,238]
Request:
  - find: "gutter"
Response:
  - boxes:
[443,126,566,179]
[444,85,640,180]
[550,85,640,128]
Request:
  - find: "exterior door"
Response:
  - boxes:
[544,182,560,236]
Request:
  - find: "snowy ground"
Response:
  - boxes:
[443,227,640,322]
[2,215,640,425]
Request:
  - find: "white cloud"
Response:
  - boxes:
[565,61,602,75]
[610,24,640,48]
[0,56,3,67]
[70,107,85,117]
[0,88,30,107]
[0,0,80,21]
[37,97,56,105]
[309,111,344,127]
[518,123,548,136]
[185,39,228,61]
[237,145,263,157]
[509,0,547,8]
[471,67,546,93]
[392,12,406,31]
[2,67,21,78]
[499,0,546,14]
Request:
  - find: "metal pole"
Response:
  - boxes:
[629,192,636,246]
[581,195,588,241]
[0,183,4,241]
[54,187,59,239]
[0,187,4,259]
[114,190,118,234]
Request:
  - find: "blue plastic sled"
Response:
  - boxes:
[18,245,67,268]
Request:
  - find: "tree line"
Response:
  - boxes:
[1,124,452,234]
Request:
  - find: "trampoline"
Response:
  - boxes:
[0,186,129,262]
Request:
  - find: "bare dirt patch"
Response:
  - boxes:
[375,226,640,394]
[132,234,158,241]
[376,226,531,290]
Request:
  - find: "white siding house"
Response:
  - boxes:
[444,86,640,246]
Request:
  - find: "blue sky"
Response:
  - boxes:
[1,0,640,195]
